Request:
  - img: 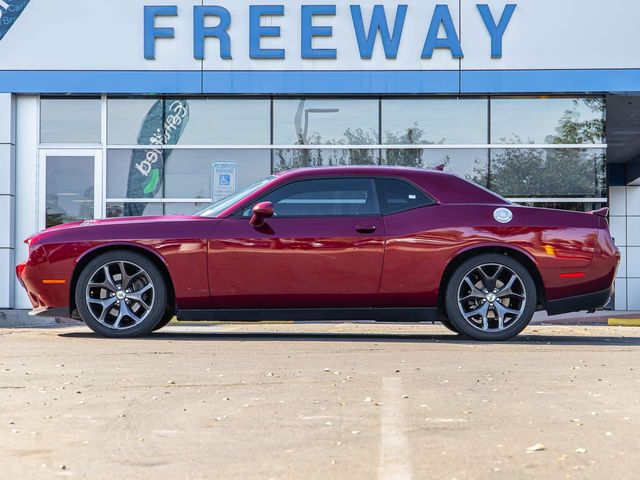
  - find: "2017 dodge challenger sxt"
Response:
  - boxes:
[16,167,619,341]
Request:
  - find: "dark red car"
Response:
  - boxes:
[16,167,619,341]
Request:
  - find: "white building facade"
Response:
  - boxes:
[0,0,638,311]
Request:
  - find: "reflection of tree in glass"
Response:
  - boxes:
[473,98,606,202]
[383,125,425,167]
[46,185,94,228]
[274,128,378,172]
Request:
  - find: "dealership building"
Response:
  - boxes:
[0,0,639,313]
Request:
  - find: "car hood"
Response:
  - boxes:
[26,215,211,244]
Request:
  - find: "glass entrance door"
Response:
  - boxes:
[38,150,103,229]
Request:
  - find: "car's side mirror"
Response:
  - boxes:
[250,201,274,227]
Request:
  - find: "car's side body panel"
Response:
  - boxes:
[19,216,215,311]
[378,203,604,307]
[207,216,386,308]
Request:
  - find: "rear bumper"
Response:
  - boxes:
[546,286,614,316]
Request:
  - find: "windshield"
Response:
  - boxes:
[194,176,275,217]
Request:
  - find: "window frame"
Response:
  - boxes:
[375,177,437,215]
[230,175,438,219]
[232,176,382,219]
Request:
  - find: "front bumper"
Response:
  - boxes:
[28,306,74,319]
[546,285,614,316]
[16,258,71,313]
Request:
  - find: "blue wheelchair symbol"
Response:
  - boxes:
[219,174,231,186]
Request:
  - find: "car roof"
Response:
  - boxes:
[272,166,507,205]
[273,165,449,182]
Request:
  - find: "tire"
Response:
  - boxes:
[440,318,460,335]
[444,253,537,341]
[75,250,168,338]
[153,309,175,331]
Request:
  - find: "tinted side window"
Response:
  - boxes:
[245,178,379,217]
[376,178,435,215]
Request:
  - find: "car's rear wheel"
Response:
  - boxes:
[75,250,168,338]
[445,253,537,341]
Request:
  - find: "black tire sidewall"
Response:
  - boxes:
[440,318,461,335]
[152,308,175,331]
[445,253,537,341]
[75,250,168,338]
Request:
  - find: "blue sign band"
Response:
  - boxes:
[0,69,639,95]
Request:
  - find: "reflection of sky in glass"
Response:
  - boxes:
[491,98,604,144]
[45,156,95,227]
[383,99,488,145]
[41,99,101,143]
[175,100,270,145]
[108,99,160,145]
[274,100,378,145]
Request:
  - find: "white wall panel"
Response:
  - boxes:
[627,217,640,247]
[609,186,626,216]
[0,143,14,197]
[627,279,640,310]
[0,249,13,308]
[626,186,640,216]
[461,0,640,70]
[13,95,38,310]
[610,217,626,247]
[614,279,627,311]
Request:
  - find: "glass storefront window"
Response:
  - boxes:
[41,95,609,219]
[382,99,488,145]
[106,202,163,218]
[163,149,271,199]
[273,149,378,172]
[273,99,378,145]
[107,98,165,145]
[163,203,210,215]
[40,98,101,143]
[106,149,164,199]
[514,202,607,212]
[382,149,489,185]
[107,148,271,205]
[172,99,270,145]
[45,155,94,227]
[491,97,605,144]
[488,148,607,198]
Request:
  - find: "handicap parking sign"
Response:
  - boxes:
[212,161,238,201]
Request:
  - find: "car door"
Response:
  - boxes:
[207,177,385,309]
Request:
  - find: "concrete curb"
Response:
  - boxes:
[0,309,74,328]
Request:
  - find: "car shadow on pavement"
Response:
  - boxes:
[59,330,640,346]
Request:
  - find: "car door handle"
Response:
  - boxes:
[355,225,377,234]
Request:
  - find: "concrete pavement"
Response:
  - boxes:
[1,323,640,479]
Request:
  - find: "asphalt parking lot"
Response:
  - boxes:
[2,323,640,479]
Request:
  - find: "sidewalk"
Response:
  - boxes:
[532,310,640,326]
[2,309,640,328]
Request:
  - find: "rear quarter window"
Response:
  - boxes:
[376,178,435,215]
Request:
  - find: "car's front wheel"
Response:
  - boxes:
[75,250,168,338]
[444,253,537,341]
